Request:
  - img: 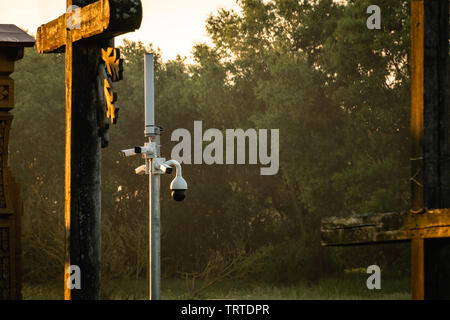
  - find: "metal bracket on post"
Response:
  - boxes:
[145,125,163,137]
[152,158,168,175]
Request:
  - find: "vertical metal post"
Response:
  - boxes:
[145,53,155,138]
[149,136,161,300]
[145,53,161,300]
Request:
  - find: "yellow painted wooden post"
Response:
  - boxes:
[36,0,142,300]
[63,0,73,301]
[410,0,425,300]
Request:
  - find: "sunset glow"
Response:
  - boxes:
[0,0,240,61]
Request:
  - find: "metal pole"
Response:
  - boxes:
[145,53,161,300]
[145,53,155,137]
[149,136,161,300]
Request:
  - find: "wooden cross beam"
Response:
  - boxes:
[37,0,142,54]
[37,0,142,300]
[322,209,450,245]
[321,0,449,300]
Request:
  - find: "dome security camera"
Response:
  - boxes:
[159,159,188,202]
[170,175,188,202]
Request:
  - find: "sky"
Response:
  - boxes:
[0,0,241,61]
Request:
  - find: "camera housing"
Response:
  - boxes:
[120,148,137,157]
[124,144,188,201]
[170,175,188,202]
[159,163,173,174]
[135,164,147,175]
[121,143,155,158]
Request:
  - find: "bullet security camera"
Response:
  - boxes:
[123,144,188,202]
[135,164,147,175]
[120,148,136,157]
[121,144,155,158]
[159,163,173,174]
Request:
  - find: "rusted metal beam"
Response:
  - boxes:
[37,0,142,53]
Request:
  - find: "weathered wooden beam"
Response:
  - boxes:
[410,0,425,300]
[0,25,33,300]
[411,238,424,299]
[423,0,450,209]
[321,209,450,246]
[410,0,424,213]
[36,0,142,53]
[422,0,450,300]
[320,0,449,300]
[69,39,109,300]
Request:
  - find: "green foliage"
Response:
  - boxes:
[233,240,318,285]
[327,242,410,278]
[11,0,411,288]
[22,277,410,300]
[12,49,65,283]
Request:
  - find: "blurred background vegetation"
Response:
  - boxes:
[11,0,411,298]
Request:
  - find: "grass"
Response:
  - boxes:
[22,274,410,300]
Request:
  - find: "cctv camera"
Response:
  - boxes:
[135,164,147,175]
[159,163,173,174]
[161,160,188,201]
[171,190,186,202]
[170,175,188,202]
[121,144,155,158]
[120,148,136,157]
